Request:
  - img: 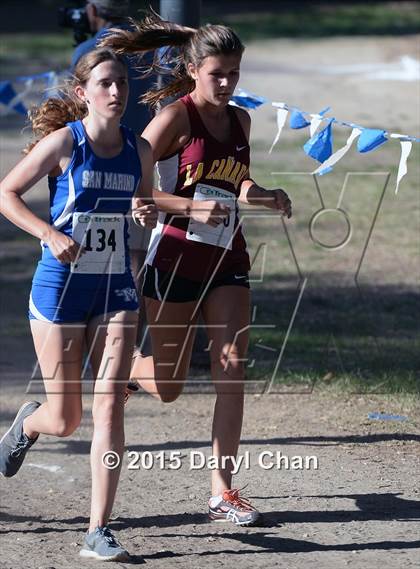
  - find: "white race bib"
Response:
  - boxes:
[71,213,125,274]
[186,184,236,249]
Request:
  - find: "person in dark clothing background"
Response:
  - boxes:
[71,0,152,133]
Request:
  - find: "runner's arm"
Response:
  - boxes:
[140,102,196,215]
[132,136,158,228]
[134,136,154,201]
[141,103,231,224]
[141,102,189,163]
[239,178,272,205]
[0,128,74,241]
[233,108,291,214]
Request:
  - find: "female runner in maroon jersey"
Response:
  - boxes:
[101,15,292,526]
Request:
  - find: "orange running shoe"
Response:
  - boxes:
[208,488,262,526]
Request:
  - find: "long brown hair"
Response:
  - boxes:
[24,48,126,153]
[98,14,244,107]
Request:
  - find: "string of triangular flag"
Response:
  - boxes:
[1,74,417,194]
[231,88,418,194]
[0,71,65,118]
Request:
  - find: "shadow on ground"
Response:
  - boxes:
[1,492,419,560]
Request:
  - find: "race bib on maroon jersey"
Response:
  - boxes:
[186,184,236,249]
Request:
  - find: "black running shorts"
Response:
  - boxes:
[142,264,250,303]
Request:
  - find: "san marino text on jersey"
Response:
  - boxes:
[82,170,136,192]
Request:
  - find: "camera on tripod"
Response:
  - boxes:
[58,3,91,45]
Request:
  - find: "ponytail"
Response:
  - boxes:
[101,15,196,55]
[99,13,244,108]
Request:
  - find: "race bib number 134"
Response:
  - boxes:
[71,213,125,274]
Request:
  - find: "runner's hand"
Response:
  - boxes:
[132,200,158,228]
[264,189,292,218]
[44,227,84,264]
[191,199,230,227]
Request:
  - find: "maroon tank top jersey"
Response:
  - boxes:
[146,94,251,282]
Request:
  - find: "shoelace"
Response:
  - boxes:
[223,488,257,512]
[97,527,118,546]
[10,436,31,457]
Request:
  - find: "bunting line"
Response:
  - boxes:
[229,91,419,143]
[0,72,418,192]
[230,89,418,191]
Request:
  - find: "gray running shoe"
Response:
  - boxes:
[0,401,41,478]
[79,526,130,562]
[208,488,262,526]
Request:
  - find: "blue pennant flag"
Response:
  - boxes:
[230,89,267,109]
[303,119,334,162]
[289,109,310,129]
[357,128,388,153]
[0,81,27,115]
[318,106,331,116]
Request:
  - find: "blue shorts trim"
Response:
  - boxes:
[29,273,139,323]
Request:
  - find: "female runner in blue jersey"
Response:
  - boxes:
[0,48,157,561]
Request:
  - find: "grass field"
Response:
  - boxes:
[231,132,420,393]
[207,1,420,40]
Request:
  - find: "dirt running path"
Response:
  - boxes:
[0,391,419,568]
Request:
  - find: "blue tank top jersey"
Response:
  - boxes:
[34,119,142,286]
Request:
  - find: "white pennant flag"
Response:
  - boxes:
[269,103,288,154]
[313,127,362,175]
[391,137,412,194]
[310,114,323,137]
